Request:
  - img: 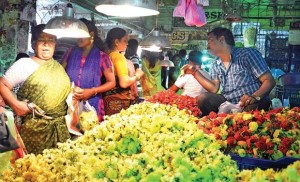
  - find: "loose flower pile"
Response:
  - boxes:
[145,90,201,117]
[1,103,238,182]
[197,107,300,160]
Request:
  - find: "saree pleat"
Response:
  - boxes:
[17,59,71,154]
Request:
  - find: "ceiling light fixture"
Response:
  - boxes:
[159,56,174,67]
[95,0,159,17]
[225,10,242,22]
[44,3,90,38]
[160,56,174,89]
[139,29,171,52]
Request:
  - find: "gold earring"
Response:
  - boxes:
[91,36,94,43]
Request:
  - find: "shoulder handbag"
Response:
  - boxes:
[0,110,19,153]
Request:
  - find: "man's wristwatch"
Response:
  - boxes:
[252,95,261,102]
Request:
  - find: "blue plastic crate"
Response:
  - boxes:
[229,154,300,170]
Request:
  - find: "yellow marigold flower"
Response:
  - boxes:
[237,149,246,157]
[237,141,247,148]
[273,129,281,138]
[242,113,253,121]
[249,122,258,132]
[286,150,297,157]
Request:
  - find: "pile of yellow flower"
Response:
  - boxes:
[1,103,299,181]
[1,103,238,181]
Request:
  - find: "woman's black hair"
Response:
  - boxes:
[208,27,235,47]
[105,27,127,50]
[188,50,203,66]
[15,52,29,61]
[125,38,138,59]
[79,18,108,53]
[171,54,181,63]
[31,24,46,49]
[178,49,187,58]
[142,50,159,68]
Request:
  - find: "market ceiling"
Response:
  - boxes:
[39,0,300,35]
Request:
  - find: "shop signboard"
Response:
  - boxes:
[170,29,208,50]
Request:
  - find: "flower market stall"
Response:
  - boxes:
[0,94,299,181]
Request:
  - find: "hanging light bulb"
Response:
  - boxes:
[140,29,171,52]
[159,56,174,89]
[159,56,174,67]
[95,0,159,17]
[43,3,90,39]
[139,0,170,52]
[225,9,242,22]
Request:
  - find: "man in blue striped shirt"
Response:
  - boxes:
[183,27,276,116]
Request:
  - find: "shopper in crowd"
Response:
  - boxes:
[182,27,276,116]
[169,53,182,87]
[63,18,115,122]
[169,50,210,98]
[178,49,187,67]
[161,51,178,89]
[140,50,165,97]
[0,24,71,154]
[125,38,140,102]
[104,27,144,115]
[125,38,140,70]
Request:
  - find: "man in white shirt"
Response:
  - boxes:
[169,50,210,98]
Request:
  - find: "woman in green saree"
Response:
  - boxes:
[140,50,165,97]
[0,24,71,154]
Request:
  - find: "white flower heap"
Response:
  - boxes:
[1,103,238,182]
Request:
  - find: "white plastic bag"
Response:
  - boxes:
[65,83,99,135]
[78,101,98,132]
[197,0,209,6]
[218,101,243,114]
[65,83,83,136]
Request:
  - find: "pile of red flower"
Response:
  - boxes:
[197,107,300,160]
[145,90,201,117]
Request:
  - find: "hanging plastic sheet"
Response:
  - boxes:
[173,0,207,27]
[173,0,187,17]
[185,0,207,27]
